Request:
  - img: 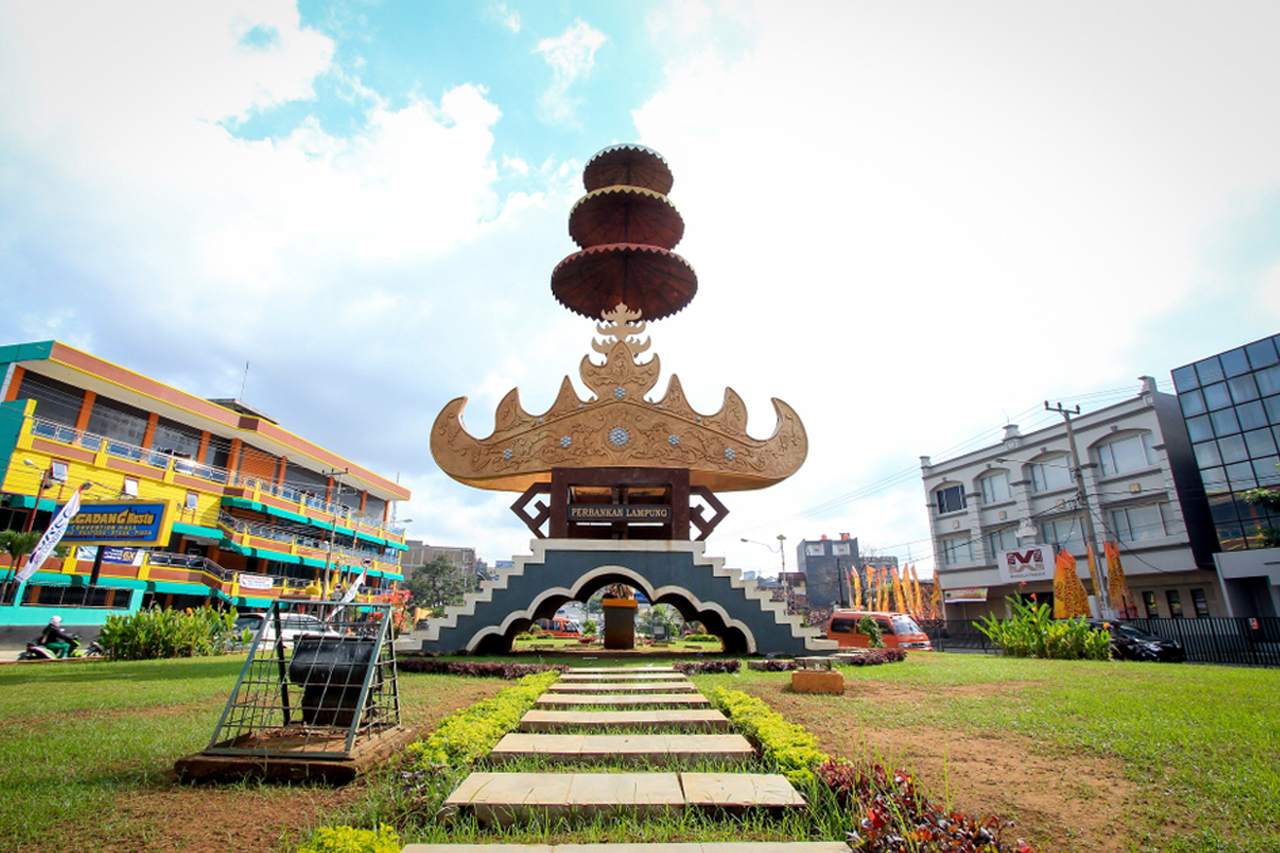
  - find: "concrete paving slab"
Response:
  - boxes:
[680,773,806,808]
[489,733,755,765]
[566,772,684,817]
[546,681,698,693]
[520,709,729,732]
[407,840,849,845]
[559,672,688,681]
[402,847,554,853]
[444,772,684,826]
[535,693,710,709]
[569,667,679,673]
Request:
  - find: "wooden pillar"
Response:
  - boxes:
[603,598,637,650]
[75,390,96,432]
[2,366,25,401]
[142,413,159,449]
[228,439,243,479]
[196,430,210,465]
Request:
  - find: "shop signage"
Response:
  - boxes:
[60,501,171,547]
[568,504,671,522]
[75,546,144,566]
[944,587,990,603]
[998,547,1052,584]
[237,573,275,590]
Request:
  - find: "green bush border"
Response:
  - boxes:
[708,686,828,784]
[404,670,560,767]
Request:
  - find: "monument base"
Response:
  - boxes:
[603,598,638,650]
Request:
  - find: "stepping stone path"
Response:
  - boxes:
[405,665,851,853]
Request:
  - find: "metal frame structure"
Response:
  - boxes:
[205,599,401,759]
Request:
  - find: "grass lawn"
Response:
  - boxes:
[0,652,1276,853]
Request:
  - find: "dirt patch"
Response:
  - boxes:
[43,677,505,853]
[747,682,1141,853]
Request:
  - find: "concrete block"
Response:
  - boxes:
[790,670,844,694]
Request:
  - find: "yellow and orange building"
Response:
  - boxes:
[0,340,410,627]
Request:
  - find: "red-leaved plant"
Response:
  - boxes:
[815,758,1035,853]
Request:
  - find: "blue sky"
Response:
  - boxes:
[1,1,1278,576]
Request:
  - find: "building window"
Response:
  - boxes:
[832,542,851,556]
[1030,455,1073,492]
[986,527,1016,555]
[805,543,824,557]
[978,471,1011,505]
[1166,589,1184,618]
[122,477,139,497]
[1095,433,1155,476]
[1190,588,1210,618]
[50,459,69,482]
[185,491,199,510]
[940,535,972,566]
[1038,518,1082,552]
[935,484,966,514]
[1109,503,1171,542]
[1141,590,1158,618]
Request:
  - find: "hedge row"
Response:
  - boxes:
[396,658,568,678]
[404,671,560,767]
[708,686,827,784]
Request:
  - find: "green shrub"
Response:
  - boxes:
[581,618,597,637]
[684,632,720,643]
[405,671,559,767]
[295,824,400,853]
[98,605,237,660]
[856,615,885,648]
[976,599,1111,660]
[710,686,827,784]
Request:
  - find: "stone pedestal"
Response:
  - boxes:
[790,670,844,694]
[602,598,638,650]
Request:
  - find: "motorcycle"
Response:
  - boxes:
[18,634,104,660]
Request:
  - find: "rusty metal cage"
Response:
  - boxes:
[205,599,401,759]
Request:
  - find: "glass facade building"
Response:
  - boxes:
[1172,333,1280,551]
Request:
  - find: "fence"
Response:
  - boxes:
[919,617,1280,667]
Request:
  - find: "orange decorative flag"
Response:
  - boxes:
[930,569,942,618]
[1085,545,1103,601]
[850,568,862,608]
[1105,541,1131,615]
[891,566,907,612]
[910,565,923,615]
[1053,549,1090,618]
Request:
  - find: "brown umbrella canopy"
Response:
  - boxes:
[583,144,674,194]
[551,243,697,321]
[569,186,684,250]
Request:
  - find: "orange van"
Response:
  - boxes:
[826,610,933,650]
[535,616,581,637]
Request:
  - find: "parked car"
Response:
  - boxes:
[535,616,582,637]
[234,612,341,648]
[1087,619,1185,662]
[826,610,933,650]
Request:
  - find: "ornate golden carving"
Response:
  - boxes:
[430,305,807,493]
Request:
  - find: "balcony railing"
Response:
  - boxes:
[217,512,400,570]
[28,416,406,539]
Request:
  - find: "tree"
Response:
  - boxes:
[0,530,40,604]
[638,603,680,637]
[1244,463,1280,546]
[404,555,469,612]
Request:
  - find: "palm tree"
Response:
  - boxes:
[0,529,41,604]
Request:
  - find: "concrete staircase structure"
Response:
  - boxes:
[417,540,837,656]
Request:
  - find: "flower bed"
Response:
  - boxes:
[835,648,907,666]
[674,659,741,674]
[396,658,568,678]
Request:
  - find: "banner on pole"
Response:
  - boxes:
[16,486,86,584]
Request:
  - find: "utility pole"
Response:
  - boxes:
[1045,401,1113,617]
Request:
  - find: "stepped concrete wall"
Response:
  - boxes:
[419,540,835,656]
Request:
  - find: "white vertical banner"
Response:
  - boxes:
[16,486,86,584]
[341,569,367,603]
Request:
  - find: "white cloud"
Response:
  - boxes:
[490,2,521,34]
[534,20,608,126]
[628,0,1280,574]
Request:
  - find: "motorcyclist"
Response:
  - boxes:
[37,615,75,658]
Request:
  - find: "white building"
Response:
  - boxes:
[920,377,1223,620]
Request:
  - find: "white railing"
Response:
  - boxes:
[29,416,405,540]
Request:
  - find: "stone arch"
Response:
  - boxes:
[421,540,829,657]
[464,563,758,654]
